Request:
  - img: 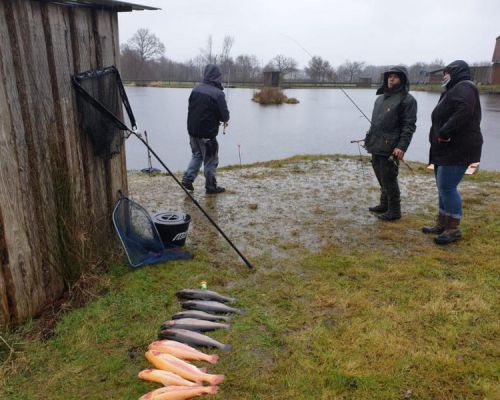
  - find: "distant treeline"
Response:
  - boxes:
[120,29,490,84]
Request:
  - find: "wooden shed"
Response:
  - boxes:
[263,70,280,87]
[0,0,156,327]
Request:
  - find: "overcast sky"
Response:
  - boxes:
[118,0,500,68]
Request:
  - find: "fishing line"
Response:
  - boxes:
[280,33,314,59]
[281,35,371,176]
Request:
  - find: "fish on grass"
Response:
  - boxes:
[145,350,225,386]
[159,329,231,352]
[140,385,218,400]
[176,288,236,303]
[161,318,230,332]
[172,310,231,322]
[181,300,244,315]
[149,340,219,364]
[138,369,198,387]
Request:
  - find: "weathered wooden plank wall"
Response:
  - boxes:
[0,0,127,326]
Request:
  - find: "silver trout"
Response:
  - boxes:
[176,289,236,303]
[181,300,244,315]
[172,310,232,322]
[161,318,230,332]
[158,329,231,352]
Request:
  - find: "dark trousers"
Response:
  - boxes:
[371,154,400,204]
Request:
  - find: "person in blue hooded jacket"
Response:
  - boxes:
[181,64,230,194]
[364,65,417,221]
[422,60,483,244]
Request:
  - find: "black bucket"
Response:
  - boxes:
[152,211,191,247]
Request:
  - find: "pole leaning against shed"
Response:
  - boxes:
[72,67,254,270]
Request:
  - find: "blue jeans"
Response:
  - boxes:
[434,165,468,219]
[182,136,219,189]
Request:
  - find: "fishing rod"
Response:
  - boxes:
[280,36,414,174]
[349,139,366,177]
[342,89,414,174]
[223,65,230,135]
[130,129,254,270]
[341,88,372,124]
[281,35,370,175]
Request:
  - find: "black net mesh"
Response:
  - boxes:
[112,195,192,268]
[73,66,136,159]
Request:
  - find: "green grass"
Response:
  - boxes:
[1,158,499,399]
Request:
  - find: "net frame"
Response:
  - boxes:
[112,193,192,268]
[72,66,136,158]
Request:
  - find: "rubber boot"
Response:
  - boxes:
[181,181,194,191]
[377,199,401,221]
[422,214,447,234]
[369,194,388,213]
[435,217,461,244]
[206,186,225,194]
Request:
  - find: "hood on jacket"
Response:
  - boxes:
[443,60,471,89]
[376,65,410,95]
[202,64,223,89]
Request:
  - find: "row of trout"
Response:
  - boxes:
[138,288,243,399]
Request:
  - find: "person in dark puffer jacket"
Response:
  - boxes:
[182,64,230,194]
[364,65,417,221]
[422,60,483,244]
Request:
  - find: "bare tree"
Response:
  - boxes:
[337,60,366,83]
[220,35,234,63]
[305,56,335,82]
[219,35,235,83]
[120,44,144,79]
[408,62,428,84]
[429,58,445,69]
[234,54,260,82]
[200,35,217,64]
[267,54,298,75]
[127,28,165,62]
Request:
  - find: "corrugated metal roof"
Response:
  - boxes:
[44,0,159,12]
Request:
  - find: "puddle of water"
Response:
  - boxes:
[128,157,485,262]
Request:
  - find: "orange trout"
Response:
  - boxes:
[138,369,198,387]
[149,340,219,364]
[139,385,218,400]
[145,350,225,385]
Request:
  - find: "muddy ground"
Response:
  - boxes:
[127,156,486,262]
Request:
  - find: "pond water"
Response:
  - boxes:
[124,87,500,172]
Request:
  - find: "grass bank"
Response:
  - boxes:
[1,155,499,399]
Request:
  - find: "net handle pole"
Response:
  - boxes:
[130,131,254,270]
[144,131,153,171]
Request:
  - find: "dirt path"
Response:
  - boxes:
[128,156,484,261]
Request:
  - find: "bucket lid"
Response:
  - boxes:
[152,211,190,225]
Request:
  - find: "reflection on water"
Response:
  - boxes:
[125,87,500,171]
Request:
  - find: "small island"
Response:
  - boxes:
[252,87,299,105]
